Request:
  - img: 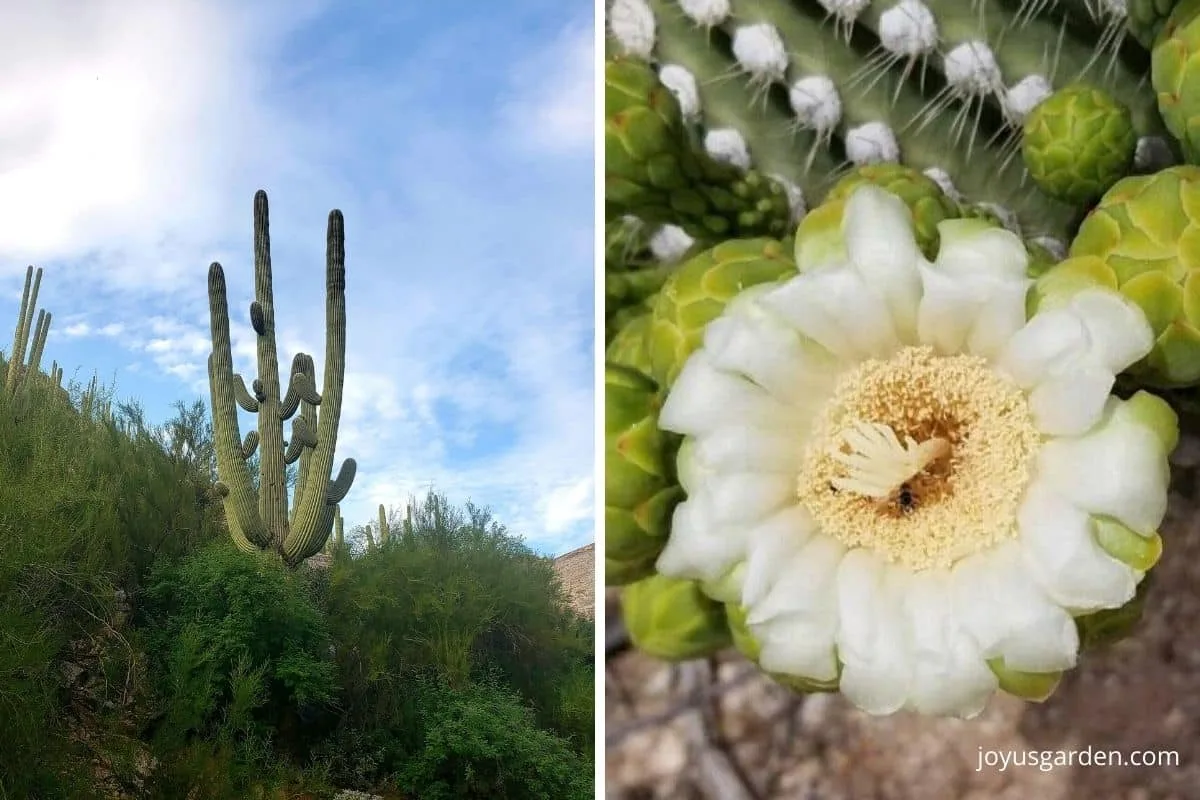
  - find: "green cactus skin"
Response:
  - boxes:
[206,191,357,567]
[1022,84,1138,205]
[621,572,732,660]
[1153,0,1200,163]
[606,363,684,586]
[648,237,795,389]
[5,265,54,395]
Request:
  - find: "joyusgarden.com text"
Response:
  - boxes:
[977,747,1180,772]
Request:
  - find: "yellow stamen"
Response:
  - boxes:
[799,346,1039,571]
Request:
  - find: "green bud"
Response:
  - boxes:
[622,573,732,660]
[1066,166,1200,386]
[1022,84,1137,205]
[605,364,682,586]
[1152,0,1200,162]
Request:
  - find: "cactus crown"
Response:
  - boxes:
[206,190,357,567]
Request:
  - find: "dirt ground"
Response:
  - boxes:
[605,435,1200,800]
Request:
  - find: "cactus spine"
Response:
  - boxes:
[206,190,357,567]
[5,266,53,395]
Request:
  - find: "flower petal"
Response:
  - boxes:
[916,263,1031,359]
[703,472,797,527]
[655,496,745,582]
[995,308,1089,387]
[761,265,899,362]
[1067,289,1154,374]
[740,505,819,609]
[951,542,1078,673]
[904,572,999,718]
[705,290,843,406]
[747,532,845,626]
[660,352,796,437]
[917,218,1032,358]
[835,551,912,715]
[996,291,1150,435]
[691,425,805,474]
[750,529,844,681]
[843,186,923,342]
[1037,397,1171,533]
[933,218,1029,281]
[673,438,709,496]
[755,614,840,682]
[915,262,986,355]
[1025,365,1114,437]
[1018,479,1138,611]
[964,278,1032,360]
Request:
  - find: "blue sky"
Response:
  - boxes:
[0,0,595,556]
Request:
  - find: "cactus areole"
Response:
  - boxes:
[206,190,357,567]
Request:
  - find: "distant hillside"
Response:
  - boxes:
[553,543,594,620]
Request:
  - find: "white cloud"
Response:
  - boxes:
[542,476,594,534]
[499,23,594,156]
[0,2,596,555]
[0,0,318,290]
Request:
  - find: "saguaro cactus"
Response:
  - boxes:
[326,505,345,555]
[206,190,357,567]
[376,503,390,545]
[5,265,53,395]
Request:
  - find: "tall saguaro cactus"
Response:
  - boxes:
[376,503,390,545]
[6,265,53,395]
[206,190,357,567]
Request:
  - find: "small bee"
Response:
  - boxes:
[895,482,916,515]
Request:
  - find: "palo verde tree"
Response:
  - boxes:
[206,190,356,567]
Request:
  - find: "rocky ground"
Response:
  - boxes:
[605,435,1200,800]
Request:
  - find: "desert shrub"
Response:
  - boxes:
[326,492,593,735]
[138,541,338,755]
[396,677,592,800]
[545,659,595,754]
[0,377,216,798]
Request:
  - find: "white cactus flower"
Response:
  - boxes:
[656,185,1176,718]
